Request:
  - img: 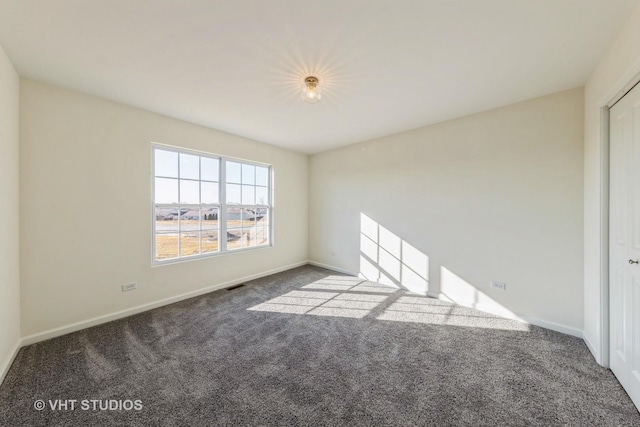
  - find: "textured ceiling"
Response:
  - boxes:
[0,0,637,153]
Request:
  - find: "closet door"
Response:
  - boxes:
[610,81,640,411]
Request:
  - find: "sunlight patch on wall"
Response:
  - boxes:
[359,213,429,294]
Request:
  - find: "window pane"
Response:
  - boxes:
[227,207,242,230]
[201,157,219,182]
[181,209,200,231]
[255,186,268,205]
[256,166,269,186]
[245,227,258,247]
[155,149,178,178]
[242,185,255,205]
[242,164,255,185]
[180,232,200,257]
[227,228,242,250]
[226,161,241,183]
[155,178,178,204]
[202,208,219,230]
[156,233,178,260]
[202,230,219,254]
[155,208,179,233]
[179,153,199,180]
[256,227,269,246]
[180,180,199,204]
[256,208,269,227]
[242,208,257,227]
[227,184,241,204]
[201,182,219,204]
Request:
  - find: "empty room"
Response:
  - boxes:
[1,1,640,425]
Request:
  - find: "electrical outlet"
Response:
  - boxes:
[490,281,506,291]
[122,282,137,292]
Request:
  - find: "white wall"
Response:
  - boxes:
[310,88,584,333]
[19,79,308,338]
[0,45,20,383]
[583,3,640,364]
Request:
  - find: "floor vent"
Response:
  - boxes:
[227,284,245,291]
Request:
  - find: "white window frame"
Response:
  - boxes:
[151,143,273,265]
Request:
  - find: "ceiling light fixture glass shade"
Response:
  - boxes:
[301,76,322,103]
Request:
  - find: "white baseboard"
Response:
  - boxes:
[21,261,308,346]
[519,315,583,338]
[0,340,21,387]
[583,331,601,364]
[307,260,358,276]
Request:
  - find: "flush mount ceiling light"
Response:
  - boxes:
[301,76,322,104]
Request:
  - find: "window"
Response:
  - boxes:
[152,145,271,263]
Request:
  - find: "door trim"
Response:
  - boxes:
[600,103,610,368]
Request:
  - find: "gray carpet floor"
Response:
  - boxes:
[1,265,639,426]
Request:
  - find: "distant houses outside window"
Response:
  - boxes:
[152,145,271,263]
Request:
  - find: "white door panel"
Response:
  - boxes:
[610,81,640,411]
